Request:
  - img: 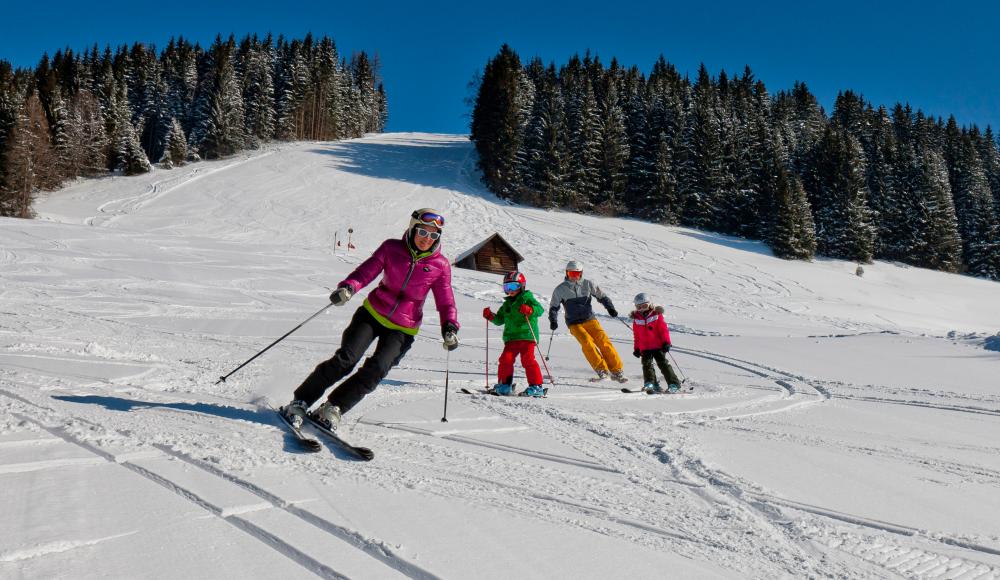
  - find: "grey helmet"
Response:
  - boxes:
[633,292,651,306]
[565,260,582,272]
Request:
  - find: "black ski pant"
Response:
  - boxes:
[640,350,680,386]
[293,306,414,414]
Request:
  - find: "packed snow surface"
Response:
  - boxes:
[2,133,999,579]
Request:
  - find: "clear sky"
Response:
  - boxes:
[2,0,998,135]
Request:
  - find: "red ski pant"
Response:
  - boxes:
[497,340,543,386]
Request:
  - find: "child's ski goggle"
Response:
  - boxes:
[636,302,651,311]
[415,227,441,240]
[502,281,522,293]
[413,211,445,227]
[566,270,582,280]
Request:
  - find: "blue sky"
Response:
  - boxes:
[2,0,998,135]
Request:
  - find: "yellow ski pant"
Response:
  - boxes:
[568,319,622,373]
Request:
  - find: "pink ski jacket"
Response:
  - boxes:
[630,306,672,351]
[339,237,459,336]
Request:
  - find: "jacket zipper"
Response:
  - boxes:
[387,255,419,318]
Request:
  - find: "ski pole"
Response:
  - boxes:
[215,303,333,385]
[617,317,632,333]
[485,317,490,389]
[668,350,687,384]
[544,329,554,361]
[525,314,556,385]
[441,349,451,422]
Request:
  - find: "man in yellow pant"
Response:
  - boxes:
[548,261,627,383]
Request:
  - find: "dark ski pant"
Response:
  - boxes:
[640,350,680,386]
[293,306,414,414]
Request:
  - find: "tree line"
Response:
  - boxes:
[470,45,1000,280]
[0,33,387,218]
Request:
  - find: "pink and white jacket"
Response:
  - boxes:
[630,305,672,351]
[338,236,459,336]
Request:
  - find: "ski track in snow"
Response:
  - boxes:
[2,134,999,579]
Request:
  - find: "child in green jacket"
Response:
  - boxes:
[482,271,545,397]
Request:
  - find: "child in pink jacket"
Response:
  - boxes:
[630,293,681,393]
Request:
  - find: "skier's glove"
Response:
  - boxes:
[442,323,459,351]
[549,319,558,331]
[518,304,533,315]
[330,286,353,306]
[482,307,494,321]
[662,344,671,353]
[608,308,618,318]
[632,349,640,358]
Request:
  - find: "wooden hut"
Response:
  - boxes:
[453,233,524,275]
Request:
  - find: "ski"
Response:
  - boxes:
[304,416,375,461]
[272,406,322,452]
[459,386,547,398]
[621,385,694,394]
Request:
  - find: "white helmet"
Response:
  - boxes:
[633,293,651,306]
[565,260,582,272]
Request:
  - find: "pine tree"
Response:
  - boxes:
[597,82,630,213]
[518,66,569,208]
[109,80,151,174]
[470,45,531,198]
[770,161,817,260]
[911,150,963,271]
[645,131,678,223]
[189,36,246,158]
[678,64,723,229]
[802,126,875,262]
[237,35,275,145]
[951,135,1000,278]
[159,117,187,167]
[568,80,602,210]
[1,91,56,217]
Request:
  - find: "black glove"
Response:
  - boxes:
[330,286,353,306]
[549,319,558,331]
[632,349,640,358]
[608,308,618,318]
[442,322,459,351]
[662,344,671,353]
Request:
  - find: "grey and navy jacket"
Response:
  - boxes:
[549,277,616,326]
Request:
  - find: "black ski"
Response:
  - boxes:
[621,385,694,394]
[272,406,322,452]
[304,416,375,461]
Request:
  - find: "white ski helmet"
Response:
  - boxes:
[565,260,582,272]
[633,293,651,306]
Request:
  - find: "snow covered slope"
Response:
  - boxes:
[1,133,998,579]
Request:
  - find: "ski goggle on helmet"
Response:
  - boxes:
[565,260,582,281]
[503,271,526,293]
[410,208,445,229]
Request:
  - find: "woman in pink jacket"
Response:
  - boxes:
[282,209,460,430]
[629,293,681,394]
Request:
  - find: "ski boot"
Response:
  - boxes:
[643,382,662,394]
[667,383,681,393]
[492,383,514,396]
[610,370,629,383]
[310,401,342,430]
[590,370,610,382]
[281,400,309,429]
[523,384,546,398]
